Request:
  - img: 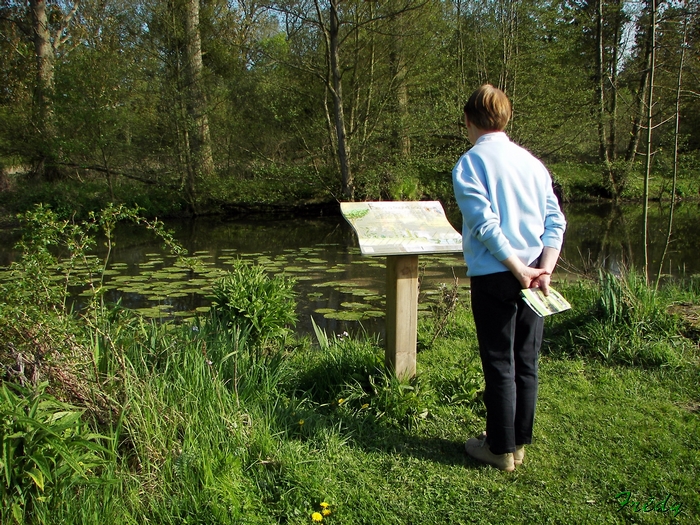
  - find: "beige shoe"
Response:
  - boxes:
[514,445,525,466]
[465,437,515,472]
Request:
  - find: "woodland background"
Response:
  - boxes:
[1,0,699,215]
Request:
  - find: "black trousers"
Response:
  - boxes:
[470,271,544,455]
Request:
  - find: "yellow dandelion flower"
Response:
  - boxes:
[338,398,345,405]
[322,509,331,516]
[361,403,369,409]
[299,419,304,426]
[311,511,323,522]
[320,502,330,508]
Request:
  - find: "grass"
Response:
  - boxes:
[2,213,699,524]
[6,302,698,524]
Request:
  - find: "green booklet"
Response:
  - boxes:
[520,286,571,317]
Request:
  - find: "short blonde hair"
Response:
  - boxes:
[463,84,511,131]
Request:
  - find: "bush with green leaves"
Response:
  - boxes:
[211,261,297,345]
[0,382,111,524]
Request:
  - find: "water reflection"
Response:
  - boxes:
[558,202,700,278]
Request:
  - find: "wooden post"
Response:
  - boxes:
[385,254,419,379]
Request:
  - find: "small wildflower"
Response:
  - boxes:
[299,419,305,426]
[320,502,330,508]
[322,509,331,516]
[192,325,199,332]
[311,512,323,522]
[338,398,345,405]
[361,403,369,409]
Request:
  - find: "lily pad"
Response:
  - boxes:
[340,302,372,310]
[323,310,366,321]
[314,308,337,315]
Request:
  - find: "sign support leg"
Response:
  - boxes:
[385,255,419,379]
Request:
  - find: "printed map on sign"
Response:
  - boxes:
[340,201,463,256]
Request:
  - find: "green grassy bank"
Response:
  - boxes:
[1,208,699,524]
[2,158,699,221]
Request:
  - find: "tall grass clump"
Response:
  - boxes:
[285,319,440,431]
[546,269,695,367]
[109,317,273,523]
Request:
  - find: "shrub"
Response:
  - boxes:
[211,260,297,345]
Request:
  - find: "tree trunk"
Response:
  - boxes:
[498,0,517,95]
[642,0,657,284]
[328,0,353,200]
[30,0,59,180]
[390,7,410,158]
[184,0,214,214]
[360,6,376,164]
[596,0,626,199]
[625,11,653,163]
[606,0,623,162]
[595,0,609,166]
[655,14,688,289]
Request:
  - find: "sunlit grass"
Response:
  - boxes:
[3,220,699,524]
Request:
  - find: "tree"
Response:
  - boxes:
[181,0,215,212]
[29,0,80,179]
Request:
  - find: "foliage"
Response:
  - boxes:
[420,270,461,349]
[211,260,297,345]
[2,0,698,211]
[0,205,188,370]
[0,382,111,524]
[1,192,700,521]
[545,270,693,367]
[0,203,191,426]
[0,175,187,220]
[290,329,439,430]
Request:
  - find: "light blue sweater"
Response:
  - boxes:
[452,132,566,277]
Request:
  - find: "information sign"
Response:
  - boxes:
[340,201,462,256]
[341,201,463,378]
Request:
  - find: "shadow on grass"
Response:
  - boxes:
[279,341,488,469]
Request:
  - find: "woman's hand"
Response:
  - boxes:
[502,255,549,290]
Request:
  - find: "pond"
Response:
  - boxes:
[1,201,699,338]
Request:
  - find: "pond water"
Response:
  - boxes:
[1,201,699,338]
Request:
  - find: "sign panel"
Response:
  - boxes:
[340,201,462,256]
